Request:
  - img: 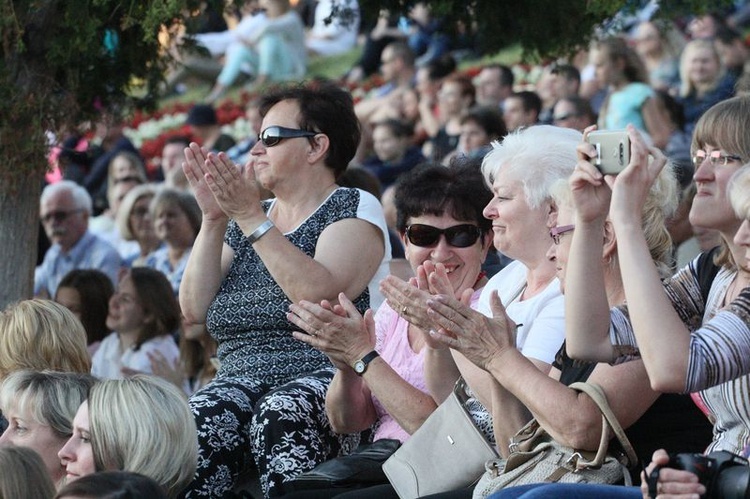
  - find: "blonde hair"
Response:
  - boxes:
[0,300,91,380]
[0,370,96,439]
[730,164,750,220]
[550,161,679,278]
[679,39,724,98]
[0,446,56,499]
[116,184,159,241]
[88,375,198,498]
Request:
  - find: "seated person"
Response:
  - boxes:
[306,0,359,57]
[205,0,306,103]
[159,136,192,191]
[54,269,114,356]
[35,181,122,298]
[254,162,494,497]
[184,104,237,153]
[58,375,197,498]
[360,119,426,191]
[502,91,541,132]
[144,189,201,295]
[0,370,97,487]
[91,268,180,381]
[442,105,506,164]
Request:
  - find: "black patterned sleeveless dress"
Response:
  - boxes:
[183,188,381,498]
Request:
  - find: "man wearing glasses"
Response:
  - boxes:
[35,180,122,298]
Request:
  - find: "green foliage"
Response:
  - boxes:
[357,0,733,61]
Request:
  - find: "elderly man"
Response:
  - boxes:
[35,180,122,297]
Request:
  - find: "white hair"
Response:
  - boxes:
[481,125,581,208]
[40,180,93,214]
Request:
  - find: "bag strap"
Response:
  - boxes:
[568,382,638,470]
[696,246,721,305]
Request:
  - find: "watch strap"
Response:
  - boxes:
[354,350,379,375]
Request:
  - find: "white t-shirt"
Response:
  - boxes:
[91,332,179,379]
[477,260,565,364]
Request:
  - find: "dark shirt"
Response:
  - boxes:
[211,133,237,153]
[83,136,141,215]
[678,74,736,135]
[554,343,713,481]
[361,146,426,191]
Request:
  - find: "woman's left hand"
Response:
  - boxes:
[202,152,265,223]
[608,125,669,227]
[288,292,375,369]
[427,290,517,371]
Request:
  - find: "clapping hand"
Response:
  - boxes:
[288,292,375,370]
[427,290,518,371]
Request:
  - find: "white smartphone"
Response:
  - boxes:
[585,130,631,175]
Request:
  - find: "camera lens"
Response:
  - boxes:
[713,465,750,499]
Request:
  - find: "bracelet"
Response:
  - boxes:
[247,219,274,244]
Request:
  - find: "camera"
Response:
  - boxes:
[585,129,630,175]
[667,451,750,498]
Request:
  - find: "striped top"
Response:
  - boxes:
[609,254,750,455]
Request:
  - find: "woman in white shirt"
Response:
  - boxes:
[91,267,180,380]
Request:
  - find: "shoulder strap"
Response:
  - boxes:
[696,246,721,305]
[568,382,638,470]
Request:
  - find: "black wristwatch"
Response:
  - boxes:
[353,351,379,376]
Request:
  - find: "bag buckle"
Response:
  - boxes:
[565,452,583,470]
[508,441,519,454]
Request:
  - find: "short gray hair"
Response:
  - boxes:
[0,370,96,439]
[40,180,93,214]
[481,125,580,209]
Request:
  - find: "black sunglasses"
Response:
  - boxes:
[405,224,482,248]
[258,126,318,147]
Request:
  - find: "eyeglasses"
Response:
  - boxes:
[405,224,482,248]
[258,126,318,148]
[549,224,575,245]
[692,150,743,168]
[41,209,84,224]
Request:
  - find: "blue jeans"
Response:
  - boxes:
[488,483,642,498]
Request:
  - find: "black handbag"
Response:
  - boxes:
[287,438,401,491]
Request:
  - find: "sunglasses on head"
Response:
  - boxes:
[405,224,482,248]
[258,126,318,147]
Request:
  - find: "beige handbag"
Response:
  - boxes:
[383,378,497,499]
[472,382,638,499]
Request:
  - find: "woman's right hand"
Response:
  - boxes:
[640,449,706,499]
[571,126,612,224]
[183,143,227,222]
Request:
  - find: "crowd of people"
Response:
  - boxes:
[4,2,750,499]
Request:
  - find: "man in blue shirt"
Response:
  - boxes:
[35,181,122,297]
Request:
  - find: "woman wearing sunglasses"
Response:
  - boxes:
[421,130,711,499]
[379,126,577,432]
[179,83,391,497]
[272,161,493,498]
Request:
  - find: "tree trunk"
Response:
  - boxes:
[0,164,43,309]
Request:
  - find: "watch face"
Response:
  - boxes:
[354,360,365,374]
